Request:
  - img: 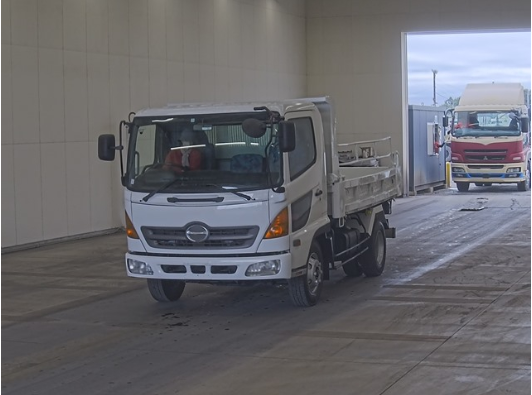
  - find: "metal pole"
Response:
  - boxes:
[432,69,438,106]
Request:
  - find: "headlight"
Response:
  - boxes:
[506,167,521,173]
[452,167,465,173]
[245,260,281,276]
[127,259,154,275]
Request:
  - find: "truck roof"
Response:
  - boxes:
[456,83,527,112]
[134,99,323,118]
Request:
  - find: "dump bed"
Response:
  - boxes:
[328,137,400,219]
[288,97,401,219]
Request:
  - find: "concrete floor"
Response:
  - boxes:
[2,184,531,395]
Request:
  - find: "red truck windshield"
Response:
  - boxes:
[452,111,521,137]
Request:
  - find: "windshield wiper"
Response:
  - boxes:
[203,184,254,201]
[142,177,183,202]
[142,180,254,202]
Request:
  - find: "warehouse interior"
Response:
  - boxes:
[2,2,531,395]
[2,0,530,248]
[2,0,530,249]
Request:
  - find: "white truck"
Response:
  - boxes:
[98,97,400,306]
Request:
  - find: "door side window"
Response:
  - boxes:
[288,117,316,180]
[134,125,157,175]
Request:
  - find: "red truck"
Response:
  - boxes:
[445,83,531,192]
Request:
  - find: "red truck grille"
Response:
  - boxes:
[464,149,507,161]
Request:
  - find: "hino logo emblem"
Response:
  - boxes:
[185,224,209,243]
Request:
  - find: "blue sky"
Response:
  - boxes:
[407,31,531,106]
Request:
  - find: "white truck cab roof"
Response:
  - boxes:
[133,99,323,118]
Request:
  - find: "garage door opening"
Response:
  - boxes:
[407,30,531,107]
[403,30,531,194]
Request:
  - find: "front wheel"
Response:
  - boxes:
[517,163,530,191]
[456,182,470,192]
[288,241,324,307]
[147,279,186,302]
[359,221,386,277]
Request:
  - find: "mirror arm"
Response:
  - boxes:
[253,106,282,124]
[118,121,128,177]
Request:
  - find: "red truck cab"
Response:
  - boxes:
[446,83,531,192]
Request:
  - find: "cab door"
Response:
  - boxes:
[283,110,328,271]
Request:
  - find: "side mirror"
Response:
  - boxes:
[279,121,295,152]
[442,116,449,128]
[521,119,529,134]
[98,134,117,161]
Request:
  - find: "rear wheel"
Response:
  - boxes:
[342,260,363,277]
[288,241,324,307]
[147,279,186,302]
[456,182,470,192]
[359,221,386,277]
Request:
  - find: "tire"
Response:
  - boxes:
[288,241,324,307]
[359,221,386,277]
[147,279,186,302]
[342,260,363,277]
[517,163,530,191]
[456,182,470,192]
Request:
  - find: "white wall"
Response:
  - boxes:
[306,0,531,193]
[1,0,306,248]
[3,0,530,248]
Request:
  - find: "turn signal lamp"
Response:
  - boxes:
[125,212,140,239]
[264,208,289,239]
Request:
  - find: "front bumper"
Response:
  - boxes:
[125,252,293,281]
[451,163,526,184]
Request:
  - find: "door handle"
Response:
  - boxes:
[314,189,323,197]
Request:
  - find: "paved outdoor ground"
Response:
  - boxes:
[2,184,530,395]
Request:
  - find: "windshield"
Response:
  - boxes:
[125,113,282,194]
[452,110,521,137]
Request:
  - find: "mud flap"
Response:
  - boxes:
[384,227,396,238]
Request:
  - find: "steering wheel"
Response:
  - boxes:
[142,163,163,173]
[142,162,189,174]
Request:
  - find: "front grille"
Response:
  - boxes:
[464,149,507,161]
[468,165,504,169]
[141,225,259,249]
